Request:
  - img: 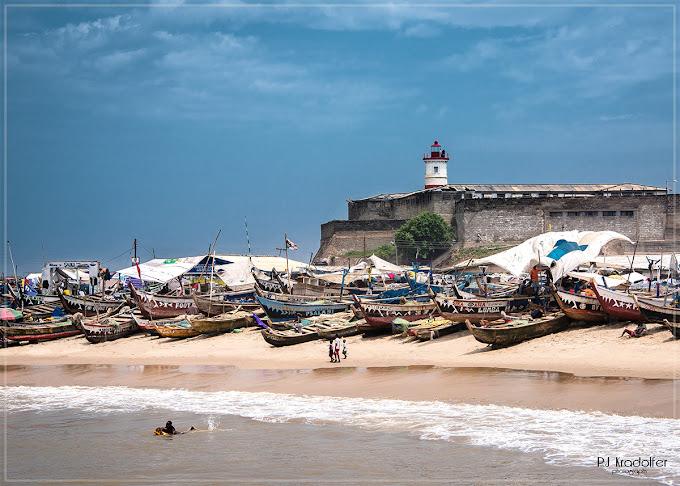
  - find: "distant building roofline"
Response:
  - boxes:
[349,183,667,203]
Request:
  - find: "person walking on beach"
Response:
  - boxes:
[328,339,336,363]
[342,338,348,359]
[333,335,341,363]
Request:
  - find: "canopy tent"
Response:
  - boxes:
[591,253,680,273]
[115,256,204,284]
[115,254,309,286]
[451,231,633,281]
[349,255,405,274]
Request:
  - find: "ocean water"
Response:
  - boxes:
[4,385,676,484]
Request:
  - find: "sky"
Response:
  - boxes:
[3,1,676,272]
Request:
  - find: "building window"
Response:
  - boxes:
[549,211,563,217]
[620,210,634,217]
[433,166,439,174]
[567,211,579,217]
[603,211,616,217]
[583,211,597,217]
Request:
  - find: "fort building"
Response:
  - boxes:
[316,140,678,263]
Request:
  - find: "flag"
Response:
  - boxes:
[285,238,298,251]
[132,257,142,280]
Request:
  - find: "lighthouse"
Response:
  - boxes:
[423,139,449,188]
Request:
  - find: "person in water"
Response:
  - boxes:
[162,421,177,435]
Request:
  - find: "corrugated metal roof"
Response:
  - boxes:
[351,183,666,202]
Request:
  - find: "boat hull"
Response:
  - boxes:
[636,297,680,336]
[58,291,124,317]
[256,295,350,320]
[129,284,197,319]
[553,290,608,323]
[260,327,319,346]
[433,294,530,323]
[189,312,253,334]
[193,294,259,317]
[593,286,644,321]
[465,313,570,347]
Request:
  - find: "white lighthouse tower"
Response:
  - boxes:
[423,139,449,189]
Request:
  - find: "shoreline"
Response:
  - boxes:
[1,323,679,380]
[4,363,679,419]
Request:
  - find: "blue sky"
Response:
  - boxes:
[4,2,675,272]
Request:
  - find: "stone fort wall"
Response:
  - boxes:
[317,194,679,262]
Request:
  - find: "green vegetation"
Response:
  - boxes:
[395,212,453,260]
[342,243,395,260]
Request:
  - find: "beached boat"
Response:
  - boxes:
[553,289,608,323]
[592,285,644,321]
[188,310,253,334]
[260,326,319,347]
[465,312,570,347]
[128,284,198,319]
[432,293,530,323]
[316,319,362,339]
[130,313,181,336]
[634,296,680,326]
[1,317,80,342]
[406,317,460,341]
[352,295,438,331]
[6,284,60,307]
[192,293,260,316]
[154,316,199,339]
[80,312,138,344]
[21,302,60,321]
[255,293,350,320]
[58,291,125,317]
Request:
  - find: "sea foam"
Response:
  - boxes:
[4,385,680,484]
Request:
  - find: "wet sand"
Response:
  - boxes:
[2,322,679,379]
[4,364,679,418]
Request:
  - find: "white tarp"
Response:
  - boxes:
[115,254,309,285]
[349,255,404,274]
[592,254,680,272]
[567,271,647,288]
[115,256,204,283]
[454,231,633,280]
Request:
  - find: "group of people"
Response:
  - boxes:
[328,335,348,363]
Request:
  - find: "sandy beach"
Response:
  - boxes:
[3,322,679,379]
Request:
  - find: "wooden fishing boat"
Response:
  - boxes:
[1,317,80,342]
[192,293,260,317]
[6,284,60,307]
[58,290,125,317]
[128,283,198,319]
[130,312,182,336]
[316,319,363,339]
[255,293,350,320]
[407,317,461,341]
[21,302,60,321]
[592,285,644,322]
[80,312,138,344]
[432,292,530,324]
[634,296,680,327]
[154,316,199,339]
[260,326,319,347]
[188,310,253,334]
[352,295,438,331]
[465,312,570,347]
[553,288,608,323]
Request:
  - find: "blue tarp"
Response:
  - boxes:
[547,240,588,261]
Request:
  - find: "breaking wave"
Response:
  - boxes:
[4,386,679,484]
